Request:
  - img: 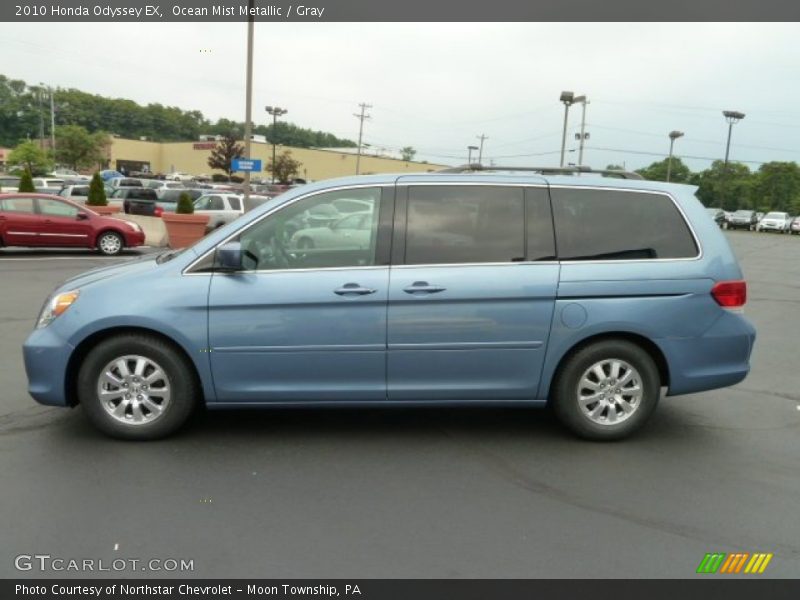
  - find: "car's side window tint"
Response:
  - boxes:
[551,188,698,260]
[526,187,557,261]
[228,197,242,211]
[0,197,36,214]
[404,186,525,265]
[236,187,381,271]
[37,199,79,218]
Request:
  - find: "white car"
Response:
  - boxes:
[193,193,248,231]
[0,176,20,192]
[32,178,65,193]
[290,212,375,251]
[58,184,91,203]
[143,180,186,196]
[757,211,792,233]
[166,172,194,182]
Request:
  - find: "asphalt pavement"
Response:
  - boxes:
[0,235,798,579]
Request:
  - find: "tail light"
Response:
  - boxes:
[154,207,164,217]
[711,280,747,309]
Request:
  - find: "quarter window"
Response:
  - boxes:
[405,186,525,265]
[551,188,697,260]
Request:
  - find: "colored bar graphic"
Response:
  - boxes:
[719,553,749,573]
[697,553,726,574]
[744,553,774,574]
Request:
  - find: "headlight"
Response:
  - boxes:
[36,290,80,329]
[127,221,142,232]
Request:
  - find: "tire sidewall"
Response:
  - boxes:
[77,335,197,440]
[552,340,661,441]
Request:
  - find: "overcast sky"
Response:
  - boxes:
[1,22,799,171]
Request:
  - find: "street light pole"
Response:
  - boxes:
[266,106,288,184]
[559,91,575,167]
[721,110,745,207]
[476,134,488,165]
[242,0,255,204]
[666,130,684,182]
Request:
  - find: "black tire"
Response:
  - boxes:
[77,334,200,440]
[551,339,661,441]
[96,231,124,256]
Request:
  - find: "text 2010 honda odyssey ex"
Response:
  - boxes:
[23,169,756,440]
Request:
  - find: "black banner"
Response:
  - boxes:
[5,579,800,600]
[2,0,800,22]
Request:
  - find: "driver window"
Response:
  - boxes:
[237,187,381,271]
[37,198,79,218]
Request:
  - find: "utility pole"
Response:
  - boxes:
[242,0,255,204]
[49,87,56,157]
[575,96,589,166]
[37,87,44,150]
[354,103,372,175]
[476,134,488,165]
[666,130,684,182]
[266,106,288,184]
[467,145,478,165]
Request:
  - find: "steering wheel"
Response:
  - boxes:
[269,234,291,268]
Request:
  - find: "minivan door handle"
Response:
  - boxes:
[334,283,377,296]
[403,281,446,294]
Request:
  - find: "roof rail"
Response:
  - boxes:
[437,164,645,180]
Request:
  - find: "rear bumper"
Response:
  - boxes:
[23,326,73,407]
[659,311,756,396]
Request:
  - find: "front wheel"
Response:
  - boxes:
[97,231,124,256]
[551,340,661,441]
[77,334,200,439]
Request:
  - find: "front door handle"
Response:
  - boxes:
[403,281,446,294]
[334,283,376,296]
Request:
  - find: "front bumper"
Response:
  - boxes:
[124,230,146,247]
[23,325,74,407]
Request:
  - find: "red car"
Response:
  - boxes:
[0,193,145,256]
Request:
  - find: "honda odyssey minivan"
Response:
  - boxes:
[23,169,756,440]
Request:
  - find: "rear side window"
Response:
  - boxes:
[228,197,241,211]
[0,197,35,213]
[551,188,697,260]
[405,186,525,265]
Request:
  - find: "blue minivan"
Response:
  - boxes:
[23,170,756,440]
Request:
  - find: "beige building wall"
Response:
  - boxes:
[109,138,446,179]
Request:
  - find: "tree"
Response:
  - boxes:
[55,125,110,170]
[401,146,417,162]
[268,151,302,184]
[636,158,691,184]
[207,135,245,176]
[87,172,107,206]
[693,160,753,210]
[7,140,52,176]
[18,169,35,192]
[176,192,194,214]
[752,162,800,213]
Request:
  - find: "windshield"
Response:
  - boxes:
[765,212,786,219]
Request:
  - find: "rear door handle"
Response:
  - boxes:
[334,283,376,296]
[403,281,446,294]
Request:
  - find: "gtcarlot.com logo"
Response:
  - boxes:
[697,552,773,574]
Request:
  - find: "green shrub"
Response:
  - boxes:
[176,192,194,214]
[87,172,108,206]
[230,175,244,183]
[211,173,229,182]
[18,169,35,192]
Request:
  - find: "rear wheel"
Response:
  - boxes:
[77,334,199,440]
[97,231,124,256]
[552,340,660,441]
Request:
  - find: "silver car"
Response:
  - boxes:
[757,211,791,233]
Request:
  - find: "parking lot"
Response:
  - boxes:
[0,232,798,578]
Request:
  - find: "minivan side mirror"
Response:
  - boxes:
[217,242,243,271]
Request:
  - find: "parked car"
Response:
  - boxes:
[110,187,160,216]
[144,180,186,193]
[155,188,206,213]
[727,209,758,231]
[192,193,247,231]
[757,211,792,233]
[705,207,727,228]
[107,177,143,189]
[99,170,124,181]
[290,211,374,251]
[0,176,20,192]
[32,178,65,194]
[50,169,89,182]
[165,171,194,182]
[22,171,756,441]
[0,193,144,255]
[58,184,91,203]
